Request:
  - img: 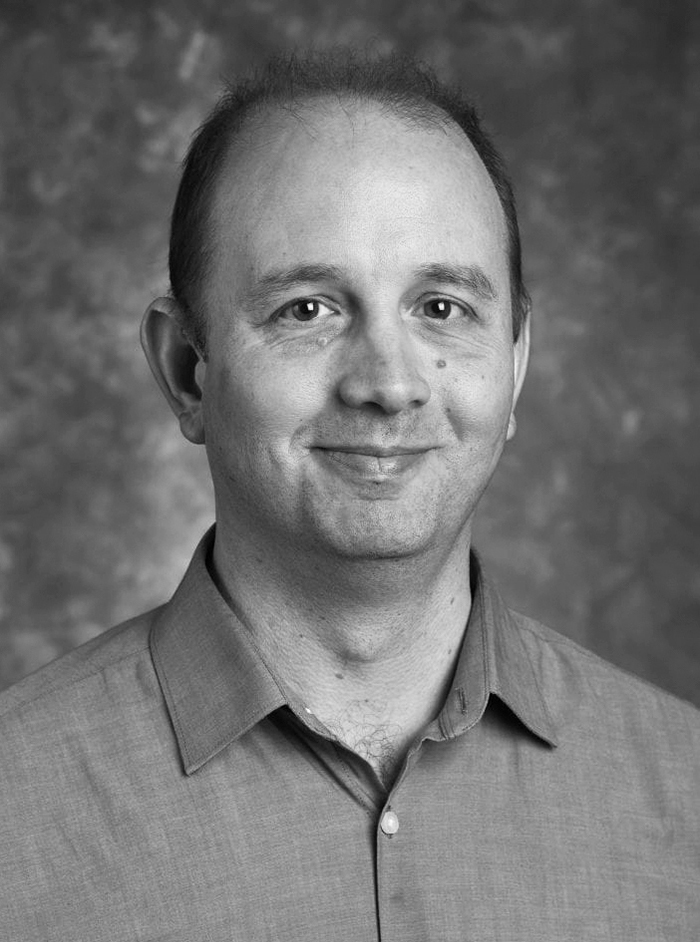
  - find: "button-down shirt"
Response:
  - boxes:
[1,528,698,941]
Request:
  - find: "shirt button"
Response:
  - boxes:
[380,810,399,835]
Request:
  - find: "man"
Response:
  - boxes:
[1,51,698,941]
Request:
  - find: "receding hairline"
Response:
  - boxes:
[191,94,509,333]
[168,52,529,348]
[215,87,495,175]
[230,86,469,138]
[205,91,509,277]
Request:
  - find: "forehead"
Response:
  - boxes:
[208,96,507,292]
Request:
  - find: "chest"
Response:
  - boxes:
[8,713,698,942]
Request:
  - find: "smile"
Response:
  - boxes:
[312,446,434,481]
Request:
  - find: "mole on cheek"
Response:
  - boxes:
[436,359,447,369]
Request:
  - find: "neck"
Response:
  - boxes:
[211,523,473,785]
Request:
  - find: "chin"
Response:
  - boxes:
[328,535,427,562]
[308,504,451,562]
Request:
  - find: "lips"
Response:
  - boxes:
[312,445,434,479]
[325,451,424,474]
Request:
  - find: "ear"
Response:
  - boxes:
[506,310,531,442]
[140,297,206,444]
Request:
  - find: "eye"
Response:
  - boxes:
[277,298,337,322]
[422,298,471,320]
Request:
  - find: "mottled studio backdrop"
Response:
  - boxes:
[1,0,699,704]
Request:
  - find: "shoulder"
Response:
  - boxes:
[511,607,700,752]
[0,604,176,840]
[0,607,181,931]
[0,606,163,726]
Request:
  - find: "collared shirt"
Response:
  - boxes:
[1,528,698,941]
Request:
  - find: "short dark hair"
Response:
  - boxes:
[169,50,530,351]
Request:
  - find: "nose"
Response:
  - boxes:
[336,316,431,414]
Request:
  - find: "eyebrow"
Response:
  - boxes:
[412,263,498,302]
[243,261,499,307]
[243,264,346,308]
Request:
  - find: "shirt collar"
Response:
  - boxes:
[441,551,559,748]
[151,530,558,775]
[150,527,288,774]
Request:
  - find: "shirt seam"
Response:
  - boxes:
[514,616,700,713]
[0,642,150,722]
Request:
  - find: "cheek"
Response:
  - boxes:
[440,357,515,441]
[205,353,324,449]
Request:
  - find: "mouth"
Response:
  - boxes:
[311,445,435,479]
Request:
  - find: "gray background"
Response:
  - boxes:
[1,0,699,705]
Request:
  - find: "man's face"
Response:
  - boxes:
[200,99,527,562]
